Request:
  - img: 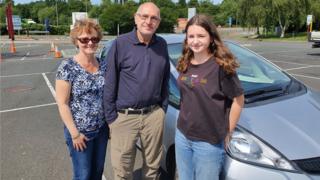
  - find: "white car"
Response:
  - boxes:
[100,34,320,180]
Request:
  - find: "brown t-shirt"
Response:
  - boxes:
[177,57,243,144]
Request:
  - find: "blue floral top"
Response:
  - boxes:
[56,57,107,132]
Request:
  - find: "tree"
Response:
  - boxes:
[30,1,47,22]
[99,2,136,35]
[178,0,186,7]
[272,0,305,37]
[38,6,55,24]
[188,0,199,7]
[238,0,266,35]
[158,6,178,33]
[197,1,219,18]
[215,0,238,26]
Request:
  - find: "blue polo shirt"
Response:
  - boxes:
[103,29,170,123]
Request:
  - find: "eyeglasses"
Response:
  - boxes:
[77,37,100,44]
[136,13,161,23]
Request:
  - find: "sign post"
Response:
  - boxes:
[307,15,313,32]
[71,12,88,30]
[5,2,14,40]
[188,8,196,20]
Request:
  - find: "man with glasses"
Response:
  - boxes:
[103,2,170,180]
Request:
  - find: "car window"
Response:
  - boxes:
[226,42,291,92]
[169,74,181,109]
[168,43,183,66]
[99,40,114,60]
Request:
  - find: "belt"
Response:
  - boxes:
[118,105,157,115]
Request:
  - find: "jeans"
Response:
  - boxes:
[175,129,225,180]
[64,123,109,180]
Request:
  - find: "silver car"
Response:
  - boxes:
[100,34,320,180]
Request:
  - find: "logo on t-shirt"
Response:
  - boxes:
[181,75,207,87]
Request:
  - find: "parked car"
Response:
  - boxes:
[100,34,320,180]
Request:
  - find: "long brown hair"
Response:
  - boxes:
[177,14,239,74]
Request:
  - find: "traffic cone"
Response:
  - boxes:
[54,45,62,58]
[10,40,16,53]
[50,42,55,52]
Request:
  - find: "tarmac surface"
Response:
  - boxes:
[1,35,320,180]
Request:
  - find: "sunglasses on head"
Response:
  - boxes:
[77,37,100,44]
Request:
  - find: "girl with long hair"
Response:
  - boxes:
[175,14,244,180]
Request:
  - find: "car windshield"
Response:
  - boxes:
[167,42,296,106]
[100,40,301,106]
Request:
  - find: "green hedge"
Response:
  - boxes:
[0,23,7,35]
[0,23,70,35]
[50,25,70,35]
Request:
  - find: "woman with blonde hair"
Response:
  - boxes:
[175,14,244,180]
[55,18,108,180]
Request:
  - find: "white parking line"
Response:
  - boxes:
[15,44,42,48]
[271,60,317,66]
[42,73,56,99]
[0,103,57,113]
[21,52,30,61]
[241,43,252,47]
[285,65,320,71]
[1,57,62,63]
[256,49,311,54]
[290,73,320,80]
[0,72,54,78]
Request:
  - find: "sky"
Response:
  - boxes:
[15,0,223,5]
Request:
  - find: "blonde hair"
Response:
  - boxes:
[70,18,103,46]
[177,14,239,74]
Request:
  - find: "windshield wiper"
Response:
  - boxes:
[245,85,286,103]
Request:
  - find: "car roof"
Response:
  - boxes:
[158,34,185,44]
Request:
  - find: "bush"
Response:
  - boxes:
[50,25,70,35]
[0,23,7,35]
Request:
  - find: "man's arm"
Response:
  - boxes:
[103,40,119,124]
[160,48,170,112]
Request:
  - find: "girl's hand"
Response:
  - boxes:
[224,132,232,150]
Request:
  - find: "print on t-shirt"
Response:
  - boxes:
[180,74,208,88]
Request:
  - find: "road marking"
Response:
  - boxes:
[0,103,57,113]
[241,43,252,47]
[256,49,312,54]
[14,44,41,48]
[1,57,62,62]
[284,65,320,71]
[290,73,320,80]
[42,73,56,99]
[21,52,30,61]
[271,60,318,66]
[102,175,106,180]
[0,72,55,78]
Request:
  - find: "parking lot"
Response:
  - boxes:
[1,38,320,180]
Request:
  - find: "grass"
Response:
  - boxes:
[245,32,308,42]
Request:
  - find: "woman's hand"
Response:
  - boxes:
[72,133,89,152]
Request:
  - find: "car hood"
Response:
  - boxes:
[238,90,320,160]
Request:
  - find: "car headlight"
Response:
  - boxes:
[226,126,298,172]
